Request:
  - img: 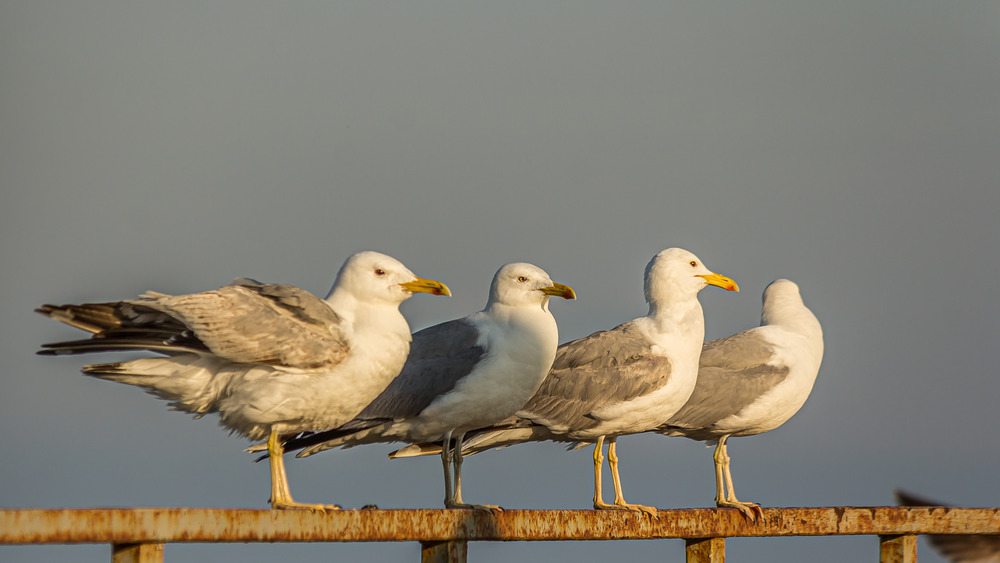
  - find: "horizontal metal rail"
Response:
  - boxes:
[3,506,998,543]
[2,506,998,562]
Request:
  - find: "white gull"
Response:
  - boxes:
[37,250,450,511]
[657,279,824,521]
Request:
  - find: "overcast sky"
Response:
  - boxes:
[2,2,998,562]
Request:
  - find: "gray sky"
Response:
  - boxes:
[2,2,998,562]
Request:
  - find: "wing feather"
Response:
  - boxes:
[357,318,486,419]
[517,321,672,432]
[659,329,789,436]
[38,280,349,370]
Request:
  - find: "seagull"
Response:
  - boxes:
[895,489,1000,562]
[656,279,823,521]
[36,251,450,511]
[392,248,737,515]
[272,262,576,511]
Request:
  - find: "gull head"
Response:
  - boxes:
[761,279,815,326]
[333,251,450,306]
[763,278,801,305]
[761,278,803,324]
[644,248,739,306]
[761,278,823,359]
[487,262,576,310]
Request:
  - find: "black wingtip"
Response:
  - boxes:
[35,304,66,317]
[895,488,948,507]
[36,341,74,355]
[80,362,125,376]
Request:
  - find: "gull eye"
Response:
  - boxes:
[689,261,697,267]
[517,276,528,283]
[374,268,386,277]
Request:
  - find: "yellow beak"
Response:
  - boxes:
[539,282,577,300]
[400,277,452,297]
[696,273,739,292]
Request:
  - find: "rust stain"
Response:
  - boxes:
[1,507,998,545]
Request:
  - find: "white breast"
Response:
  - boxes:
[409,306,558,441]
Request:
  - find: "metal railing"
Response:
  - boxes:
[2,506,998,562]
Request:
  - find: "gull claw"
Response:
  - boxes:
[718,500,764,523]
[272,500,342,513]
[630,504,660,519]
[446,500,504,514]
[594,501,660,519]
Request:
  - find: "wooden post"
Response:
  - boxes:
[112,543,164,563]
[879,534,917,563]
[686,537,725,563]
[421,540,468,563]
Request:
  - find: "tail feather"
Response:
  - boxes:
[36,303,122,333]
[388,426,555,459]
[37,300,202,356]
[390,442,444,459]
[290,420,395,458]
[461,427,553,455]
[39,335,203,356]
[82,362,189,403]
[82,356,229,416]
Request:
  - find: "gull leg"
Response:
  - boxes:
[712,439,727,506]
[267,429,339,511]
[713,435,763,522]
[272,435,295,504]
[269,429,286,505]
[452,439,463,505]
[453,432,467,504]
[593,436,646,513]
[592,436,609,509]
[607,437,657,517]
[445,432,501,512]
[441,429,456,507]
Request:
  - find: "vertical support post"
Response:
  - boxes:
[112,543,164,563]
[686,537,725,563]
[421,540,468,563]
[879,534,917,563]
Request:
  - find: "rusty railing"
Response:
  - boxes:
[2,506,998,562]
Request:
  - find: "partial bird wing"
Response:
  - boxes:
[517,321,673,433]
[356,318,487,419]
[38,278,350,370]
[659,329,789,435]
[896,489,1000,563]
